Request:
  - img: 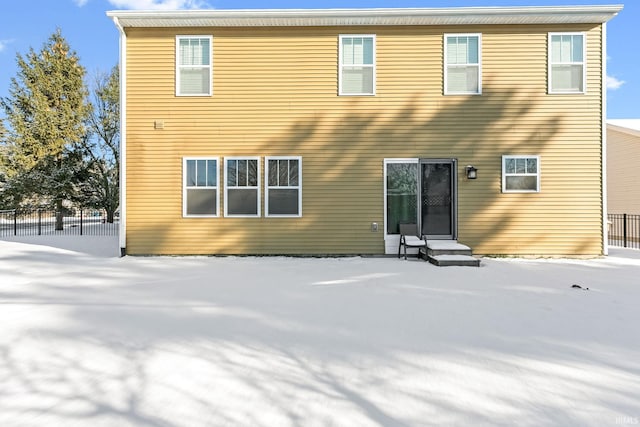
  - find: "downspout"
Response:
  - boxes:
[111,16,127,257]
[601,22,608,256]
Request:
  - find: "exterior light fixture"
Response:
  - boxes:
[466,165,478,180]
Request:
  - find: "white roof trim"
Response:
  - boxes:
[607,120,640,138]
[107,5,623,28]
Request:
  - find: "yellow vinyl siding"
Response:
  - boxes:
[123,24,604,256]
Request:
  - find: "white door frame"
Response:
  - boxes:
[384,158,419,255]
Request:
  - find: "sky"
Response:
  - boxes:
[0,0,636,118]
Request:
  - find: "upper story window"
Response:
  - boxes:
[549,33,585,94]
[176,36,212,96]
[183,158,219,217]
[502,155,540,193]
[339,35,376,96]
[444,34,481,95]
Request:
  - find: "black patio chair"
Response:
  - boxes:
[398,223,427,260]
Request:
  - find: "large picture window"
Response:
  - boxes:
[225,157,260,217]
[183,158,219,217]
[266,157,302,217]
[502,155,540,193]
[549,33,585,94]
[339,35,376,95]
[177,36,212,96]
[444,34,481,95]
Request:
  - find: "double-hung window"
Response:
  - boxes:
[225,157,260,217]
[339,35,375,95]
[502,155,540,193]
[266,157,302,217]
[183,158,219,217]
[549,33,585,94]
[444,34,481,95]
[176,36,212,96]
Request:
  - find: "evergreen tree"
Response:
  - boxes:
[1,30,90,229]
[0,121,7,190]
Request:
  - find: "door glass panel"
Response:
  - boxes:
[422,163,452,237]
[386,163,418,234]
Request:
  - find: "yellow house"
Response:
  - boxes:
[107,5,622,258]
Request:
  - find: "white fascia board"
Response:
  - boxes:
[607,121,640,138]
[107,5,623,28]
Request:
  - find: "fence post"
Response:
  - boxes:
[80,209,83,236]
[38,210,42,235]
[623,213,627,248]
[13,210,17,236]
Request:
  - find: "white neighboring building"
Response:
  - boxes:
[607,119,640,214]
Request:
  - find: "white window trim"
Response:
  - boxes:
[548,32,586,95]
[383,158,419,238]
[176,35,212,97]
[265,156,303,218]
[183,157,219,218]
[338,34,376,96]
[502,155,541,193]
[224,156,261,218]
[444,33,482,95]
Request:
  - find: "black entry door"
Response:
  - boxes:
[421,160,456,239]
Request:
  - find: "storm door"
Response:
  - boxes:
[420,159,457,239]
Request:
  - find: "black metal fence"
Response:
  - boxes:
[0,209,119,237]
[1,209,635,244]
[608,213,640,249]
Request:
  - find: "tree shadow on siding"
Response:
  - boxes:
[127,80,602,256]
[241,81,598,256]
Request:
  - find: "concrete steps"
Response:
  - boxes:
[420,240,480,267]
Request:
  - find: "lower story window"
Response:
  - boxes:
[502,155,540,192]
[225,157,260,217]
[266,156,302,217]
[183,158,219,217]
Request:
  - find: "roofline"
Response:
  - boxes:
[607,123,640,138]
[106,5,623,28]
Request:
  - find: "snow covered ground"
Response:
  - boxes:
[1,236,639,427]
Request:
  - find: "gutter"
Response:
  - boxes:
[111,16,127,257]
